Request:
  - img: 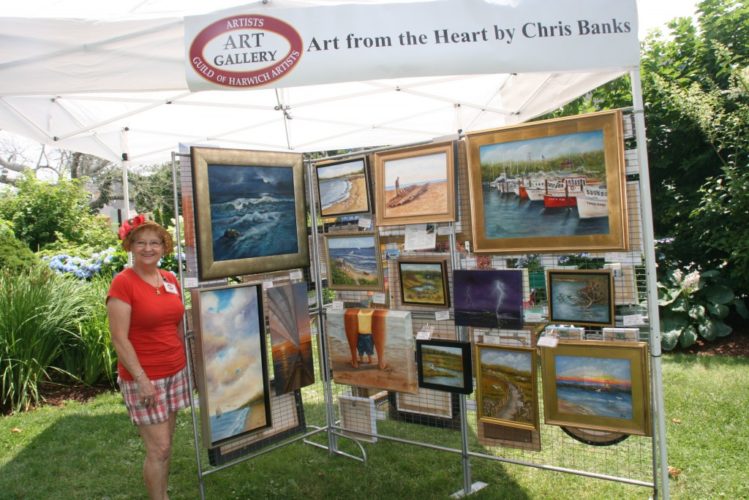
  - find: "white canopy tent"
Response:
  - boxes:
[0,0,669,496]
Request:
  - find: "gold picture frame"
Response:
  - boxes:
[323,231,383,291]
[374,141,456,226]
[466,110,628,253]
[541,341,651,436]
[191,146,309,280]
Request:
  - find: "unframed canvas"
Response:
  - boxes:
[453,270,524,329]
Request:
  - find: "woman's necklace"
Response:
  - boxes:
[138,270,163,295]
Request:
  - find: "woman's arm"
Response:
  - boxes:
[107,297,156,400]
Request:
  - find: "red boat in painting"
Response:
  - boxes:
[543,193,577,208]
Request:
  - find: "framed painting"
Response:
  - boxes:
[541,341,651,436]
[374,141,456,226]
[547,269,615,327]
[191,283,272,448]
[416,339,473,394]
[466,110,628,253]
[315,156,371,217]
[453,270,524,329]
[324,231,383,291]
[388,389,461,429]
[398,257,450,307]
[325,308,418,394]
[191,146,308,280]
[602,327,640,342]
[267,283,315,394]
[475,344,539,431]
[208,384,305,466]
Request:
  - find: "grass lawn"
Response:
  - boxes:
[1,352,747,499]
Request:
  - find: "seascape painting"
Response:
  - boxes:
[453,270,523,329]
[398,259,449,307]
[548,270,614,326]
[316,157,370,216]
[466,110,627,253]
[324,233,382,291]
[208,164,298,261]
[193,284,271,447]
[476,345,538,430]
[417,340,472,394]
[325,308,417,393]
[554,354,633,420]
[267,283,315,394]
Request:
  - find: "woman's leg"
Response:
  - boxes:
[138,412,176,500]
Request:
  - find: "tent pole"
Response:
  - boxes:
[629,69,670,500]
[120,128,132,220]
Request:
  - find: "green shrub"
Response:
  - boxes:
[0,266,91,412]
[0,219,38,272]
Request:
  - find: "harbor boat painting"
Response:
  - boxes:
[191,147,309,280]
[541,341,651,436]
[191,283,272,448]
[374,142,456,226]
[453,270,524,329]
[315,156,371,217]
[476,344,538,430]
[324,232,383,291]
[267,283,315,394]
[466,110,628,253]
[547,269,615,327]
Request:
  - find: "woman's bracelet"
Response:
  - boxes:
[133,369,147,381]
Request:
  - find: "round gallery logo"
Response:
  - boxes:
[189,15,303,88]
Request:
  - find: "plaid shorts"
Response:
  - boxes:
[119,367,191,426]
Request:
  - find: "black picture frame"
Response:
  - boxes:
[416,339,473,394]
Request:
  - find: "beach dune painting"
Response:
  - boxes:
[267,283,315,395]
[324,232,383,291]
[192,284,271,448]
[476,344,538,430]
[316,157,371,217]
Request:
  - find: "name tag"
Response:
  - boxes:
[163,282,179,295]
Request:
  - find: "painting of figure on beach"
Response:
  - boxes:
[476,344,538,430]
[325,308,417,394]
[547,269,615,327]
[191,283,271,448]
[316,157,371,217]
[374,142,455,226]
[191,147,308,280]
[324,232,383,291]
[417,339,472,394]
[398,258,450,307]
[466,110,627,253]
[542,341,650,435]
[267,283,315,394]
[453,270,523,329]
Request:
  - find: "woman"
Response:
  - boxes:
[107,214,189,500]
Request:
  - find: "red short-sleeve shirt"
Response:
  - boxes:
[107,268,186,381]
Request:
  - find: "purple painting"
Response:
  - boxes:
[453,270,523,329]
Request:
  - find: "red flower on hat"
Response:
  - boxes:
[118,214,147,240]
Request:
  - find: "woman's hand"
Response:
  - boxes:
[135,372,157,407]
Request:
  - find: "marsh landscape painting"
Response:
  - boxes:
[267,283,314,394]
[398,259,449,307]
[192,284,271,447]
[453,270,523,329]
[324,233,382,291]
[476,344,538,430]
[316,157,370,216]
[417,340,472,394]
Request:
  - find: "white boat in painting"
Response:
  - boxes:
[577,185,608,218]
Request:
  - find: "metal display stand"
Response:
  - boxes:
[169,95,668,498]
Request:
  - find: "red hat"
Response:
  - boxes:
[118,214,147,240]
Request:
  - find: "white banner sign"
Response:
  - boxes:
[185,0,639,91]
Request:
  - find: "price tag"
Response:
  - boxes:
[435,310,450,321]
[289,270,303,281]
[415,330,432,340]
[358,216,372,229]
[622,314,645,326]
[525,312,543,323]
[537,336,558,348]
[184,277,198,289]
[437,225,452,236]
[262,280,274,289]
[331,300,344,310]
[372,292,386,304]
[464,257,476,268]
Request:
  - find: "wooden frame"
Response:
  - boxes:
[398,257,450,307]
[416,339,473,394]
[315,156,372,217]
[388,389,461,429]
[191,283,272,448]
[466,110,628,253]
[475,344,539,431]
[541,340,651,436]
[374,141,456,226]
[191,146,308,280]
[547,269,615,327]
[324,231,383,291]
[453,270,524,329]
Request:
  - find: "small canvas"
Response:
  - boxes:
[453,270,524,329]
[339,394,378,443]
